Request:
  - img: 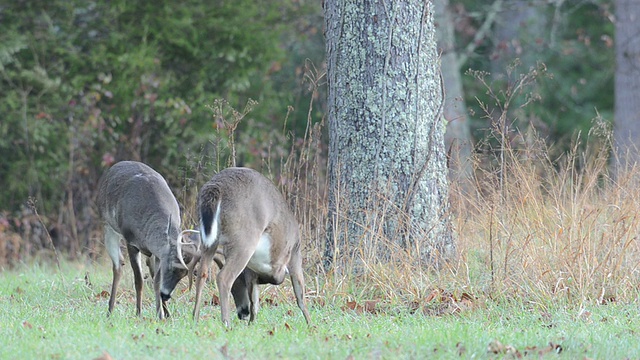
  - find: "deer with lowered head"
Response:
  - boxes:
[178,167,312,327]
[97,161,197,319]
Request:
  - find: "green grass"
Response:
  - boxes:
[1,261,639,359]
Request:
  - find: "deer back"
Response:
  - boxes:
[97,161,180,256]
[198,167,299,276]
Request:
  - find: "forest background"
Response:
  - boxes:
[0,0,627,269]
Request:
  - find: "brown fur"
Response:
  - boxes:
[193,167,311,327]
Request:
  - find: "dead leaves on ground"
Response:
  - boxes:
[338,288,477,317]
[93,352,114,360]
[20,320,47,339]
[341,300,380,314]
[487,340,563,358]
[416,288,477,316]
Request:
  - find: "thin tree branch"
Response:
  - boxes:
[457,0,504,69]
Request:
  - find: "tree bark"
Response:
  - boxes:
[434,0,473,191]
[324,0,453,269]
[614,0,640,168]
[490,0,545,73]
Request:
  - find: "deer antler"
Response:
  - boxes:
[177,229,201,290]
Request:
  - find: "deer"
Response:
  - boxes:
[177,167,312,327]
[96,160,198,319]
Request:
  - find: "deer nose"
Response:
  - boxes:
[237,305,250,320]
[160,292,171,301]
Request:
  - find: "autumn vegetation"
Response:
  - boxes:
[2,1,638,358]
[3,65,640,357]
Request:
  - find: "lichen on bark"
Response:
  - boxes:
[324,0,454,269]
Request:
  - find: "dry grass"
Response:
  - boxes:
[5,63,637,317]
[457,125,640,305]
[272,63,640,312]
[296,120,640,314]
[181,63,640,315]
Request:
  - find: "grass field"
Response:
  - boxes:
[1,260,639,359]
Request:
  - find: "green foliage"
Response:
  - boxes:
[0,0,323,220]
[455,0,614,149]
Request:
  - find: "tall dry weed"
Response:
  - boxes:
[174,60,640,311]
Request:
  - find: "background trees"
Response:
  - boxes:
[0,0,636,266]
[614,0,640,168]
[0,0,323,257]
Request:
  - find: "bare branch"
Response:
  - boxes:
[458,0,504,69]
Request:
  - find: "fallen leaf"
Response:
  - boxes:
[364,300,378,314]
[505,345,521,358]
[345,300,357,310]
[538,342,562,355]
[488,340,522,357]
[459,292,474,302]
[487,340,505,354]
[264,298,275,306]
[219,343,229,358]
[600,295,616,305]
[284,322,291,331]
[93,351,113,360]
[408,301,420,313]
[22,321,33,329]
[341,300,364,314]
[211,294,220,306]
[425,289,441,303]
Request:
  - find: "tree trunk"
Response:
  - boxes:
[491,0,545,73]
[434,0,473,192]
[614,0,640,168]
[324,0,453,270]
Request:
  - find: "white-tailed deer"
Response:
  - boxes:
[97,161,197,319]
[178,167,311,327]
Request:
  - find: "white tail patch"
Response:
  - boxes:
[202,200,221,248]
[248,232,273,274]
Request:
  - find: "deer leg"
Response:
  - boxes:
[153,264,169,319]
[288,245,311,325]
[246,270,260,323]
[194,246,217,321]
[104,225,123,316]
[217,243,256,328]
[146,256,156,280]
[127,244,144,317]
[230,270,250,320]
[108,263,122,316]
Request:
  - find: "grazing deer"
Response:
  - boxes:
[97,161,196,319]
[178,167,311,327]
